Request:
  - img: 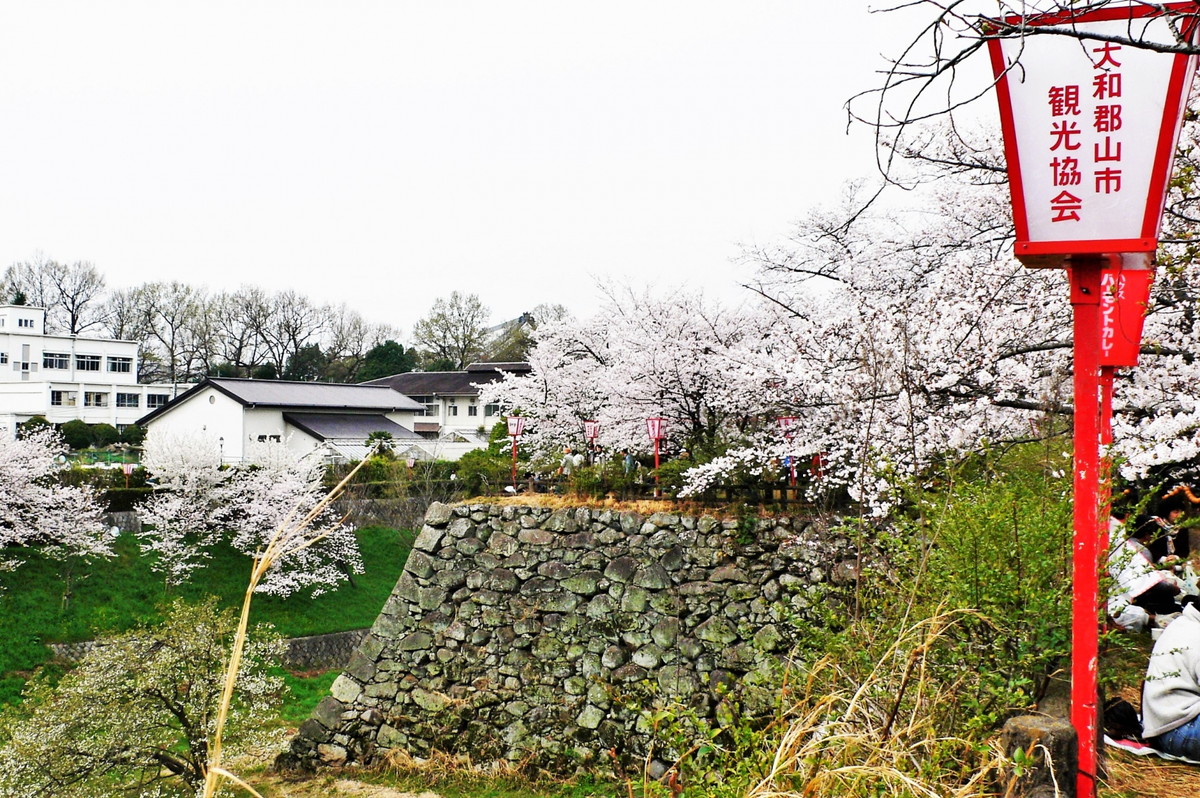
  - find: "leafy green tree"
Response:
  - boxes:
[456,422,515,495]
[356,340,417,382]
[365,430,395,459]
[0,599,284,797]
[282,343,328,381]
[251,362,277,380]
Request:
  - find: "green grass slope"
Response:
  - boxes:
[0,526,412,705]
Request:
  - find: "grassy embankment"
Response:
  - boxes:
[0,525,412,710]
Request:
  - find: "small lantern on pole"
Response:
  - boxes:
[646,417,666,493]
[583,419,600,465]
[987,9,1198,795]
[777,416,799,486]
[506,416,526,491]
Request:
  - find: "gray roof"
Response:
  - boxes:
[364,362,530,396]
[137,377,422,426]
[209,378,422,410]
[283,413,421,441]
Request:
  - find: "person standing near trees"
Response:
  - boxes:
[558,447,582,477]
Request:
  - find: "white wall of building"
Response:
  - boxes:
[0,304,171,435]
[149,386,247,460]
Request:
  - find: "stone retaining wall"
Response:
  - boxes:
[50,629,370,672]
[284,502,859,770]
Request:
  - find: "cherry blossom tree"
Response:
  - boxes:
[485,134,1081,509]
[0,599,282,798]
[480,285,770,463]
[136,430,231,585]
[0,428,109,573]
[137,431,361,595]
[484,97,1200,511]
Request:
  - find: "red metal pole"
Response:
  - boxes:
[1100,365,1116,553]
[653,438,661,497]
[1069,259,1103,798]
[511,438,518,491]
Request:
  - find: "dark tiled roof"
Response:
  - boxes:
[137,377,423,426]
[364,362,530,396]
[282,413,421,441]
[466,361,531,374]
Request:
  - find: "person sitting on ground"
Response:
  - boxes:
[1141,599,1200,759]
[1140,491,1190,564]
[1108,517,1184,632]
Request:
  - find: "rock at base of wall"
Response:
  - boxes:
[999,715,1077,798]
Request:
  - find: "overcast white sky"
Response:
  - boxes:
[0,2,939,338]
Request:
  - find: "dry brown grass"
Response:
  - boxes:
[1103,749,1200,797]
[457,492,768,519]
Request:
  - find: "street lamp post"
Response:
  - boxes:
[506,416,526,492]
[987,10,1197,794]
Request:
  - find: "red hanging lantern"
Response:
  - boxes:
[505,416,526,491]
[1100,258,1155,369]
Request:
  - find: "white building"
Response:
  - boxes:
[137,377,427,463]
[363,362,530,460]
[0,304,178,434]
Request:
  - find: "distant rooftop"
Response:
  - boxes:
[364,362,530,396]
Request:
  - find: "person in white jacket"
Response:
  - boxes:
[1142,602,1200,757]
[1107,518,1183,631]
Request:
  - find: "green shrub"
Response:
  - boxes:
[16,416,51,438]
[119,424,146,446]
[89,423,120,448]
[57,419,92,450]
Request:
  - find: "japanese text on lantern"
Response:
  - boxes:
[1099,270,1124,357]
[1048,42,1124,223]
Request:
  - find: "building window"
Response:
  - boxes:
[116,393,140,408]
[19,362,31,372]
[485,404,499,417]
[84,392,108,407]
[43,352,70,370]
[107,356,133,373]
[256,434,282,442]
[146,394,169,409]
[449,404,458,416]
[0,353,7,364]
[76,354,100,371]
[51,390,77,407]
[468,405,478,417]
[17,318,33,329]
